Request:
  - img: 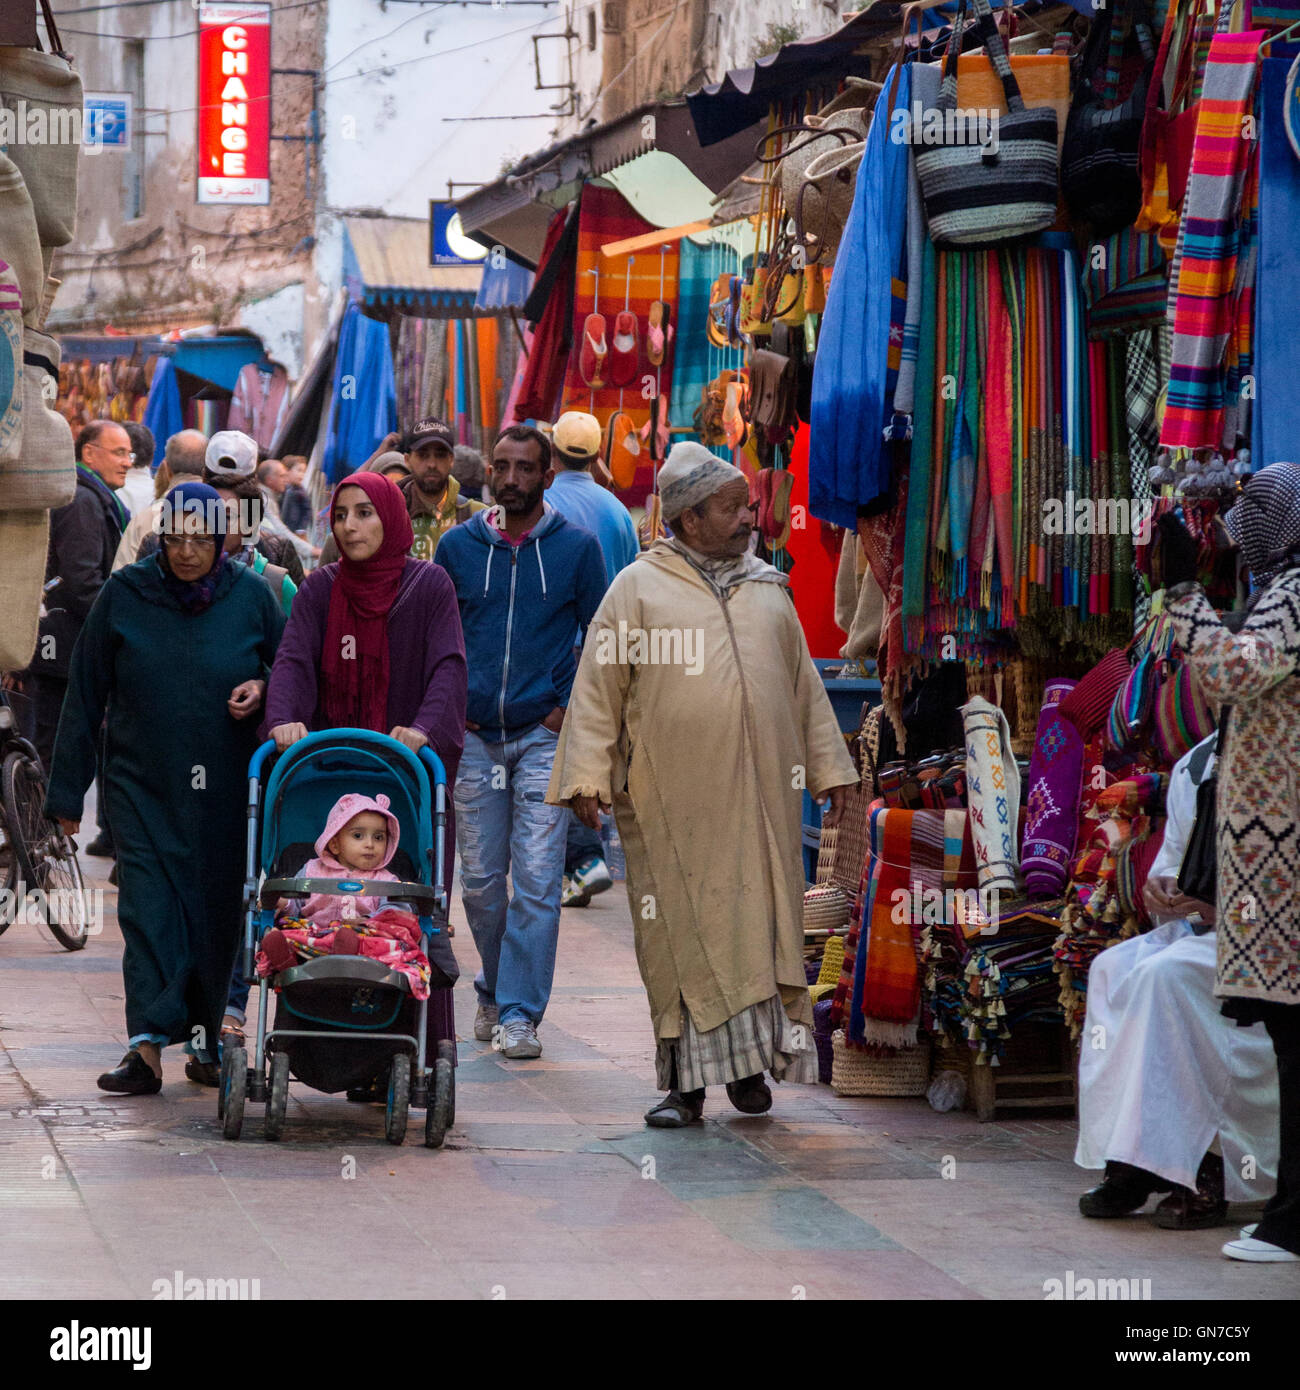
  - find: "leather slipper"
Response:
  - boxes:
[610,309,638,386]
[724,1074,772,1115]
[647,300,671,366]
[579,312,608,387]
[605,409,641,489]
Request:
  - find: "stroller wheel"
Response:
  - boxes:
[264,1051,290,1142]
[385,1053,411,1145]
[437,1041,456,1127]
[425,1057,453,1149]
[220,1045,247,1140]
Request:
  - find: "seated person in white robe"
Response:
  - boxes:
[1075,732,1279,1228]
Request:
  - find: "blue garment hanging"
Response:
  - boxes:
[323,302,398,484]
[141,358,182,470]
[809,64,912,527]
[1255,57,1300,470]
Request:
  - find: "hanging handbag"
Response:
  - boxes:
[1177,708,1228,908]
[914,0,1060,248]
[1082,227,1168,340]
[1061,0,1157,236]
[1151,647,1218,764]
[1104,614,1172,755]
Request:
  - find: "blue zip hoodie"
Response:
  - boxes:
[434,503,608,742]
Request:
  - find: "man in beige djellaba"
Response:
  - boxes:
[547,443,859,1127]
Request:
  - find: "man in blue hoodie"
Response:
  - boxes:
[435,424,607,1059]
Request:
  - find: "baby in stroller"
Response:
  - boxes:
[256,792,432,998]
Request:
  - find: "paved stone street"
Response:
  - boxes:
[3,801,1298,1303]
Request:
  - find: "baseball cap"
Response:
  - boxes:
[552,411,602,463]
[204,430,258,480]
[408,417,455,452]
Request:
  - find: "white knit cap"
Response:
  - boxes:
[658,442,746,521]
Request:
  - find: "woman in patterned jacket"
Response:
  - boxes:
[1160,462,1300,1266]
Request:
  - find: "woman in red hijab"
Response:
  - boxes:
[265,471,467,764]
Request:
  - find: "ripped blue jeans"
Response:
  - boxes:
[454,725,568,1026]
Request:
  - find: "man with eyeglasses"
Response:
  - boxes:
[26,421,132,771]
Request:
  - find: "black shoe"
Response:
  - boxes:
[97,1050,162,1095]
[83,835,115,858]
[645,1089,706,1127]
[1153,1153,1229,1230]
[184,1059,220,1088]
[1079,1161,1172,1218]
[345,1078,384,1104]
[725,1073,773,1115]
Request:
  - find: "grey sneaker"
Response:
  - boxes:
[473,1002,499,1042]
[498,1018,542,1059]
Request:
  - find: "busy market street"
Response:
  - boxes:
[4,795,1294,1304]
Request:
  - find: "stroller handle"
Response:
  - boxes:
[247,733,447,787]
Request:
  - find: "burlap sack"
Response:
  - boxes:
[0,150,42,322]
[0,326,73,510]
[0,507,49,671]
[0,46,82,247]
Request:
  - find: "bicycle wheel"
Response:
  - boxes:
[1,750,88,950]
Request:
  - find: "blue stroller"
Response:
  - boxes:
[219,730,457,1147]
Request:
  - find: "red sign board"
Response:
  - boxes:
[197,2,271,205]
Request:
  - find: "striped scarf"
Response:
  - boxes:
[1161,30,1266,450]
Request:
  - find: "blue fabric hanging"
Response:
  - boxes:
[1254,57,1300,470]
[809,64,912,527]
[323,302,398,484]
[141,357,182,470]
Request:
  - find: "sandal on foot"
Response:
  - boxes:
[644,1089,705,1128]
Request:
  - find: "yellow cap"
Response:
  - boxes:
[552,411,602,462]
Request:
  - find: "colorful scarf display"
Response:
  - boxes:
[1161,29,1266,450]
[962,696,1021,894]
[1021,677,1085,898]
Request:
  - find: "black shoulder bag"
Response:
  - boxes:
[1176,707,1229,919]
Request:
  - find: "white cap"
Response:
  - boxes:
[205,430,258,480]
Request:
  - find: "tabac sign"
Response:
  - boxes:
[197,2,271,205]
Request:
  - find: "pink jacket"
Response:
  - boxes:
[291,853,401,928]
[281,791,404,928]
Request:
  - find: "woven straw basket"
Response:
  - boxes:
[830,1031,932,1097]
[803,884,850,933]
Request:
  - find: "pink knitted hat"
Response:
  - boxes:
[315,792,400,866]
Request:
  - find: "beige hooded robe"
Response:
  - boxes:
[546,541,858,1042]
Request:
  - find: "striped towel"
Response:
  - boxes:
[1161,30,1266,450]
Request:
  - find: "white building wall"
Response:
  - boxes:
[319,0,573,218]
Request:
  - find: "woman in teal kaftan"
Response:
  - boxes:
[45,481,284,1093]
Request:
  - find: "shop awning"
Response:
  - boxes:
[685,1,1080,146]
[454,101,766,268]
[342,216,483,315]
[685,8,896,147]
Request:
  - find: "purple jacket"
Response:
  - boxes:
[265,559,467,788]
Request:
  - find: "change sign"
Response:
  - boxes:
[197,2,271,205]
